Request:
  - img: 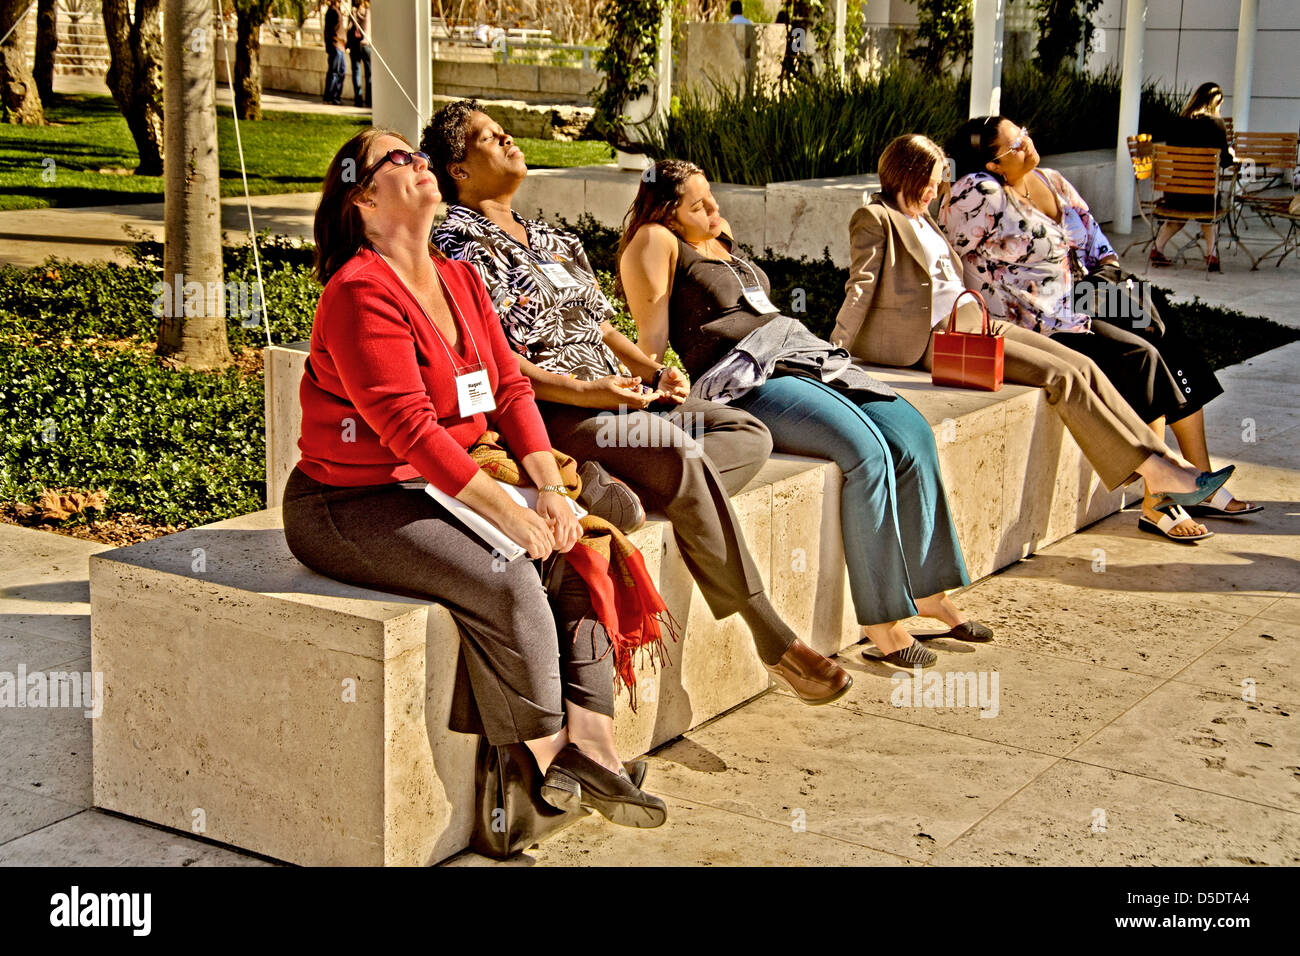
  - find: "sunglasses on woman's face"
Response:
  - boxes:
[363,148,429,181]
[992,128,1030,162]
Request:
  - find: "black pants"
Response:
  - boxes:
[1060,268,1223,425]
[537,396,771,619]
[282,467,614,745]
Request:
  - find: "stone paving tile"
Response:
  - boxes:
[0,655,94,807]
[1170,618,1300,707]
[981,511,1294,620]
[443,794,910,867]
[0,629,91,673]
[829,643,1161,757]
[1255,597,1299,625]
[1073,682,1298,813]
[932,761,1300,867]
[0,782,83,846]
[941,571,1251,678]
[634,691,1057,862]
[0,605,91,650]
[0,809,274,866]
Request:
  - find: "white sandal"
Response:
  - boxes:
[1185,486,1263,518]
[1138,502,1213,542]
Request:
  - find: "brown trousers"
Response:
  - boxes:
[922,302,1175,490]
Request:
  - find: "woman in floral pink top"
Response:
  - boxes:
[939,115,1258,535]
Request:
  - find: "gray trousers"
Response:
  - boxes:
[537,396,772,620]
[282,466,614,745]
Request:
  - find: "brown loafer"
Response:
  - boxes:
[765,639,852,705]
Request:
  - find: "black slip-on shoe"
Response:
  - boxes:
[540,744,667,829]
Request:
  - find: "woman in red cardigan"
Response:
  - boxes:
[284,127,665,829]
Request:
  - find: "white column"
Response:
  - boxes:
[372,0,432,146]
[1111,0,1147,235]
[616,3,672,170]
[968,0,1004,118]
[831,0,846,78]
[1232,0,1257,132]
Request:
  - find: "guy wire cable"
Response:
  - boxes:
[218,12,272,348]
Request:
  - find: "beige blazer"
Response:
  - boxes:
[831,193,965,368]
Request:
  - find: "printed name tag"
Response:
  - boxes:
[741,282,779,316]
[456,364,496,417]
[538,260,580,289]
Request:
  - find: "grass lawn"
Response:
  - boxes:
[0,93,613,211]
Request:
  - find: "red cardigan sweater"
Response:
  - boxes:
[297,248,551,496]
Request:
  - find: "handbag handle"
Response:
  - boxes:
[945,289,991,336]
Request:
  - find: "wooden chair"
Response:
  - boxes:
[1123,134,1157,255]
[1151,145,1230,272]
[1238,193,1300,269]
[1231,130,1299,193]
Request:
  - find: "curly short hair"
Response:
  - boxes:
[420,99,483,203]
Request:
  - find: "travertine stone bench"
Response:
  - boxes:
[89,344,1132,866]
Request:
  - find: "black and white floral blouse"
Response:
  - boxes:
[938,168,1116,335]
[432,204,624,382]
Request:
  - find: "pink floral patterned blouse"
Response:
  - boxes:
[938,167,1116,335]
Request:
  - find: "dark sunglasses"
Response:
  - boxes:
[362,148,429,182]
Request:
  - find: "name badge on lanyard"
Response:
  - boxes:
[456,362,496,417]
[740,281,778,316]
[538,259,580,290]
[727,257,778,315]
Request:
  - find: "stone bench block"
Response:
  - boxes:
[90,509,476,867]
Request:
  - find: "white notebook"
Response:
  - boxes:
[424,481,587,563]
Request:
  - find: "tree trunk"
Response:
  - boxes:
[233,8,266,120]
[0,0,45,124]
[34,0,55,103]
[103,0,164,175]
[158,0,232,369]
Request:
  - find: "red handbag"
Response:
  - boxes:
[931,289,1004,392]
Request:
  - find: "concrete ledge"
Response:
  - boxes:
[506,150,1137,266]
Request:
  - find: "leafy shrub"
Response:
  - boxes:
[0,340,264,525]
[643,63,1185,186]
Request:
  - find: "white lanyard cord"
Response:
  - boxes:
[377,253,485,370]
[719,254,764,294]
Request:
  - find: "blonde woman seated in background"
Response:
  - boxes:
[832,133,1233,542]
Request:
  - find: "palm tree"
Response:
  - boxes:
[158,0,232,369]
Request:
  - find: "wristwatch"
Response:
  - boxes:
[651,366,667,390]
[538,484,568,496]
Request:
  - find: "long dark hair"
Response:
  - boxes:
[948,115,1011,181]
[1181,81,1224,119]
[314,127,442,286]
[615,159,704,296]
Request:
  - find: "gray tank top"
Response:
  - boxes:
[667,234,779,380]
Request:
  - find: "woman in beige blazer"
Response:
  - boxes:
[831,134,1232,542]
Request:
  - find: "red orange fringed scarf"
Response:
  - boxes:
[468,432,678,708]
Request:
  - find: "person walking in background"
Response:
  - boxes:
[322,0,346,106]
[728,1,753,24]
[347,0,372,108]
[1149,82,1235,272]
